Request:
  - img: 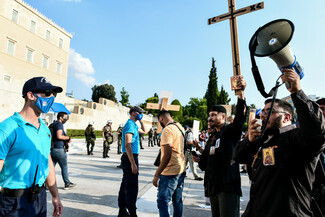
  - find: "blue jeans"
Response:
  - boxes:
[157,172,186,217]
[0,187,46,217]
[51,148,70,186]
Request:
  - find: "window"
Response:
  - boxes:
[3,75,11,82]
[7,40,15,56]
[12,9,18,23]
[59,38,63,48]
[26,48,34,63]
[56,62,62,74]
[30,20,36,33]
[43,55,49,69]
[46,30,51,41]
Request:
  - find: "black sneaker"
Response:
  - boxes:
[64,182,77,190]
[194,177,203,181]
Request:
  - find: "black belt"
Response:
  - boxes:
[0,185,44,197]
[1,188,30,197]
[122,153,138,156]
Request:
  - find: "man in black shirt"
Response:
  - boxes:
[233,69,325,217]
[51,112,76,190]
[193,77,247,217]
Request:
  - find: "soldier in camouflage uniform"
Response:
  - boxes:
[117,123,124,154]
[102,120,113,158]
[154,128,159,146]
[85,121,96,155]
[148,128,154,147]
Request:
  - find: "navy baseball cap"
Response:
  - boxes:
[22,77,63,97]
[129,105,145,114]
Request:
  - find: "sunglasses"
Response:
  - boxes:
[260,108,287,116]
[33,90,57,97]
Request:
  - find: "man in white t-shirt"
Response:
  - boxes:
[184,124,203,181]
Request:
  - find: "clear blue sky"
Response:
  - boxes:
[25,0,325,109]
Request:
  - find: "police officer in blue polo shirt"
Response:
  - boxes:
[0,77,63,217]
[118,106,146,217]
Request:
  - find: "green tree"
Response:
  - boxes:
[119,87,130,107]
[197,105,208,130]
[231,103,236,115]
[91,84,117,103]
[184,98,203,117]
[219,85,231,105]
[182,117,199,128]
[205,57,219,113]
[170,99,183,122]
[182,98,208,130]
[249,104,257,109]
[139,94,159,115]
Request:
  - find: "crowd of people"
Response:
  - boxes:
[0,70,324,217]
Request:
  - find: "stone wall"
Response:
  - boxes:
[47,97,157,132]
[0,83,157,132]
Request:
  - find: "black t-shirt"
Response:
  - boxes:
[52,121,66,149]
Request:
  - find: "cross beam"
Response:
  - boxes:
[208,0,264,95]
[146,98,180,133]
[146,98,180,111]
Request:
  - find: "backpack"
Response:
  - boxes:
[48,123,56,149]
[85,126,96,139]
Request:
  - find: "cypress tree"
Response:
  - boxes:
[205,57,219,113]
[219,85,231,105]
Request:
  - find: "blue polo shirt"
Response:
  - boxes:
[0,112,51,189]
[121,119,140,154]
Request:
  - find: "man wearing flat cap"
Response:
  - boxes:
[193,78,247,217]
[0,77,63,217]
[117,105,147,217]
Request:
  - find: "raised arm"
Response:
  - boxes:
[138,119,147,135]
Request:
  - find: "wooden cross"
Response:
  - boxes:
[147,97,180,133]
[208,0,264,95]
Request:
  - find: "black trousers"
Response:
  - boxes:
[86,140,95,154]
[118,154,139,215]
[148,138,154,147]
[117,137,122,154]
[210,192,240,217]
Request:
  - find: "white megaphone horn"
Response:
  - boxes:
[249,19,304,92]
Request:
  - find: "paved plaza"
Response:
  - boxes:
[47,138,250,217]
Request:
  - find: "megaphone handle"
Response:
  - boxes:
[285,81,291,89]
[235,89,244,95]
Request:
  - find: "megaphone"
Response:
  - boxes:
[249,19,304,96]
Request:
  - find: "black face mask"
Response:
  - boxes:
[61,118,68,124]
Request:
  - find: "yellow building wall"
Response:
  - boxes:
[0,0,157,130]
[0,0,72,100]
